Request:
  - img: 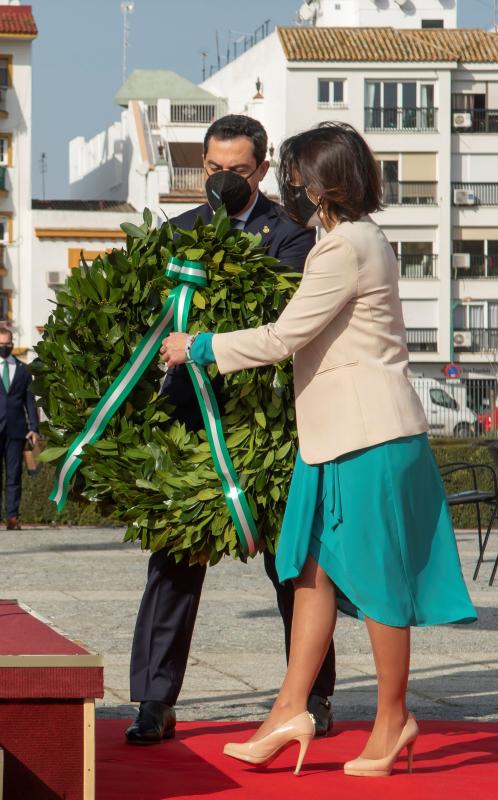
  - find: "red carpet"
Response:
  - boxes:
[97,719,498,800]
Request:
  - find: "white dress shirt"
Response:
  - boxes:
[0,354,16,389]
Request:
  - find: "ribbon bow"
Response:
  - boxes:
[49,257,258,554]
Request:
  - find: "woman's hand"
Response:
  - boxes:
[160,332,190,367]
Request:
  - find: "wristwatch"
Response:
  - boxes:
[185,333,199,363]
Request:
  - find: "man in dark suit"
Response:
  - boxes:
[0,327,39,530]
[126,116,336,744]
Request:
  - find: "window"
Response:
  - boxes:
[0,218,8,244]
[365,81,436,130]
[147,104,158,129]
[0,57,9,88]
[0,138,8,166]
[318,79,345,107]
[422,20,444,29]
[394,242,435,278]
[430,389,457,410]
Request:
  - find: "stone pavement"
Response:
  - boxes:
[0,526,496,724]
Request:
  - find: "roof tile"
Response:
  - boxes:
[277,27,498,63]
[0,5,37,37]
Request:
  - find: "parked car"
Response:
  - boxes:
[410,378,477,438]
[477,403,498,433]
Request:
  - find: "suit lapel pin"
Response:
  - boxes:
[262,225,270,234]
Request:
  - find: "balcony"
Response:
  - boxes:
[398,254,437,279]
[365,107,438,132]
[170,167,205,193]
[384,181,438,206]
[454,328,498,354]
[452,254,498,280]
[170,101,226,125]
[406,328,438,352]
[452,183,498,207]
[452,109,498,133]
[0,290,9,320]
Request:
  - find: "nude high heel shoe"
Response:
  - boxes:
[223,711,315,776]
[344,713,419,777]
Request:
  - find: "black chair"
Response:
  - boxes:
[439,461,498,586]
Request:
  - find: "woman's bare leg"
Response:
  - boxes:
[252,555,337,741]
[359,617,410,758]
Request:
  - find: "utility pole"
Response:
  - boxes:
[200,50,208,82]
[121,2,135,84]
[39,152,47,201]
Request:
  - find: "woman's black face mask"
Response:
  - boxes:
[282,184,321,228]
[205,168,258,216]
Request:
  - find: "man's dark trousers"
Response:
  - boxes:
[0,359,38,519]
[129,196,336,705]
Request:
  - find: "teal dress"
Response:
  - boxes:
[191,334,477,627]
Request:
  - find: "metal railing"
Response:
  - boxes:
[454,328,498,354]
[0,290,8,320]
[170,167,205,192]
[398,254,437,279]
[384,181,438,206]
[453,254,498,279]
[170,101,226,125]
[452,108,498,133]
[452,182,498,206]
[365,106,438,131]
[406,328,438,352]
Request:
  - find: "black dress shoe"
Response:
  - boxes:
[307,694,333,737]
[125,701,176,744]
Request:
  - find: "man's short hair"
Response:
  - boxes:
[204,115,268,166]
[0,327,12,340]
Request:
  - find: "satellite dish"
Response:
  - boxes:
[136,160,150,176]
[297,0,318,22]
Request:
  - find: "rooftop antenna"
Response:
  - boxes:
[39,152,47,201]
[121,2,135,84]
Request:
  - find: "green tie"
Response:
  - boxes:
[2,359,9,392]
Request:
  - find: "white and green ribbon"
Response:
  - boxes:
[50,257,258,554]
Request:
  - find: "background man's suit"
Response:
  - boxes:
[0,358,38,519]
[129,194,336,707]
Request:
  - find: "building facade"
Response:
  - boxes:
[0,1,37,357]
[69,70,229,221]
[201,12,498,395]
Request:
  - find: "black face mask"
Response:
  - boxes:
[0,345,12,359]
[282,184,321,228]
[205,169,257,216]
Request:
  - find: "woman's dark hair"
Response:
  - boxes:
[278,122,383,224]
[204,114,268,166]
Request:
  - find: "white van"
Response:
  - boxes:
[410,378,477,438]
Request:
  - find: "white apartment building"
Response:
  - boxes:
[69,70,228,220]
[199,0,498,393]
[0,1,37,357]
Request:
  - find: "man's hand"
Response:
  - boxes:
[160,333,190,368]
[26,431,40,447]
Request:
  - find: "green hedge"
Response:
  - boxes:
[19,465,121,526]
[17,441,498,531]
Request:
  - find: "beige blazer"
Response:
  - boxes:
[212,215,428,464]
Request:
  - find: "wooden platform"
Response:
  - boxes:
[0,600,103,800]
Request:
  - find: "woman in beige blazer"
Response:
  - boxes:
[161,123,476,777]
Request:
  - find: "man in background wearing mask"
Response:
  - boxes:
[126,115,336,745]
[0,327,39,530]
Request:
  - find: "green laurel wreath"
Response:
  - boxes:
[31,208,300,566]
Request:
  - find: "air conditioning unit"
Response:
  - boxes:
[46,270,67,287]
[452,253,471,269]
[453,189,477,206]
[453,331,472,348]
[453,112,472,129]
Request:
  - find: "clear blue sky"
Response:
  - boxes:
[30,0,494,199]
